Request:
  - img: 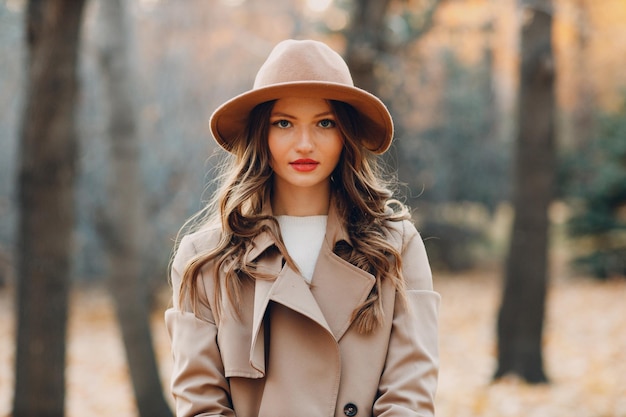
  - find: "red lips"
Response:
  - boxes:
[290,159,319,172]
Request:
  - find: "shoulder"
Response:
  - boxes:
[171,226,223,278]
[178,225,223,255]
[170,225,224,312]
[385,219,433,290]
[383,219,419,253]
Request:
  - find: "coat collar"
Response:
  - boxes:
[247,196,374,374]
[244,193,351,263]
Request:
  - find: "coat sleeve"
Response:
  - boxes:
[164,235,236,417]
[373,221,440,417]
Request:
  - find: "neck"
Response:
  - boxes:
[272,183,331,216]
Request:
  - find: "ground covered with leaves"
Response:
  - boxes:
[1,270,625,417]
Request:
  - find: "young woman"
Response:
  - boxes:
[166,39,440,417]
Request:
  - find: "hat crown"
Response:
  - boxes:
[253,39,354,89]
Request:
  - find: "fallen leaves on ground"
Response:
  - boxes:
[435,272,626,417]
[1,270,625,417]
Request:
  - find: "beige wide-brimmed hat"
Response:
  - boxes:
[209,39,394,154]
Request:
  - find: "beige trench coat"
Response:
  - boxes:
[165,204,440,417]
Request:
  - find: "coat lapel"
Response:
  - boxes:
[248,197,376,374]
[250,263,333,374]
[310,200,375,341]
[310,243,375,341]
[250,278,271,375]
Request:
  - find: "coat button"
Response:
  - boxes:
[343,403,358,416]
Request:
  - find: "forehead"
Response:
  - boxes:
[271,97,333,116]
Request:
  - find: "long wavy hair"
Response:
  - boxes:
[176,99,410,333]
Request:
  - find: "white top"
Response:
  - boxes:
[275,215,328,283]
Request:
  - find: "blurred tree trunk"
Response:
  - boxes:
[95,1,173,415]
[571,0,593,147]
[495,1,555,383]
[342,0,440,179]
[343,0,440,96]
[13,0,86,415]
[343,0,392,95]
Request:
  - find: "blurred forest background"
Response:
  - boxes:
[1,0,625,416]
[1,0,626,286]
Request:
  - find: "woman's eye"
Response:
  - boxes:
[273,120,291,128]
[318,119,336,128]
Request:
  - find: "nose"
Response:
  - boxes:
[295,127,314,153]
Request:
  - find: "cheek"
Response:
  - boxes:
[330,136,344,163]
[267,135,280,164]
[267,136,289,171]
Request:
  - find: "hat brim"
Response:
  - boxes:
[209,81,393,154]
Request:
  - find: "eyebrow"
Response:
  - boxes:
[270,111,335,119]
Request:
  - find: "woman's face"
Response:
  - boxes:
[268,97,344,195]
